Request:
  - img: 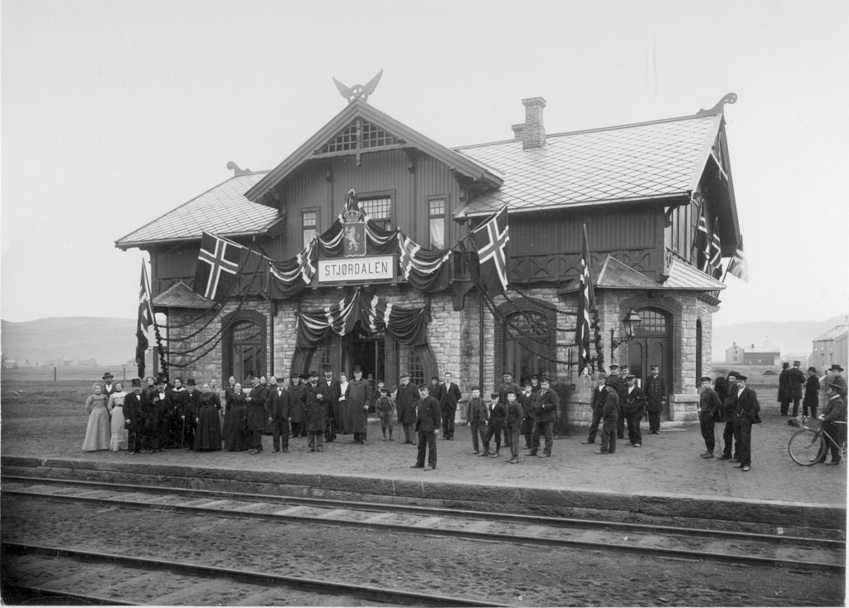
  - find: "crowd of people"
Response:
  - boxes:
[82,362,847,470]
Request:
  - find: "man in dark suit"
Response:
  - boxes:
[267,375,292,453]
[598,382,619,455]
[322,367,341,443]
[787,361,806,417]
[304,370,331,452]
[124,378,144,454]
[819,385,846,465]
[181,378,201,449]
[245,376,269,455]
[440,372,462,440]
[645,365,667,434]
[412,384,441,470]
[717,372,739,462]
[778,362,791,416]
[732,374,761,472]
[396,372,420,445]
[698,376,722,458]
[622,374,647,448]
[100,372,116,398]
[528,377,558,458]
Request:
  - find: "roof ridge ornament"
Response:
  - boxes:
[332,69,383,104]
[697,93,738,116]
[226,161,253,177]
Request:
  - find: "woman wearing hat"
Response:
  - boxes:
[107,381,129,451]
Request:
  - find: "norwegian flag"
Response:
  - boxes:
[695,210,710,273]
[576,225,596,375]
[193,232,245,303]
[471,204,510,295]
[727,235,749,282]
[708,219,723,279]
[135,261,154,378]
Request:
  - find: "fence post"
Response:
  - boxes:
[54,366,57,382]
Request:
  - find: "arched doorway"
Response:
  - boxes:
[223,313,266,385]
[628,307,672,416]
[502,310,551,384]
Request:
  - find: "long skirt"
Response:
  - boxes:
[109,405,128,451]
[195,406,223,451]
[82,406,111,451]
[223,404,250,451]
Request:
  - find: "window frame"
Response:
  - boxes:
[427,194,447,250]
[302,207,320,249]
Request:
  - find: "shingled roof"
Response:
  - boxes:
[115,172,282,250]
[453,113,723,218]
[558,255,726,294]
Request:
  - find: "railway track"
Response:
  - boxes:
[3,475,845,573]
[2,541,504,606]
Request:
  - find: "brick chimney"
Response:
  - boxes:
[521,97,546,149]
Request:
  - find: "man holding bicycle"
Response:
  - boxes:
[819,385,846,465]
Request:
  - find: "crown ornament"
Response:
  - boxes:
[343,208,362,223]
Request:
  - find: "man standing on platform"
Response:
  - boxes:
[268,375,292,453]
[819,385,846,465]
[645,365,667,434]
[411,384,441,470]
[598,382,619,455]
[787,361,806,417]
[181,378,201,449]
[718,372,739,462]
[396,372,419,445]
[778,362,791,416]
[289,373,308,438]
[322,367,341,443]
[698,376,722,458]
[246,376,269,455]
[465,386,488,455]
[504,388,524,464]
[615,365,630,440]
[440,372,462,441]
[346,366,372,445]
[304,370,330,452]
[528,377,557,458]
[622,374,647,448]
[582,373,608,446]
[520,383,536,449]
[124,378,144,455]
[732,374,761,472]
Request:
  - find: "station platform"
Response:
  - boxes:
[2,411,845,532]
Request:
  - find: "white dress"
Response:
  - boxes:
[108,391,128,451]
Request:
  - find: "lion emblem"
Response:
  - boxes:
[345,225,361,251]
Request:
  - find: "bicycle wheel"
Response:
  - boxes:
[788,429,826,465]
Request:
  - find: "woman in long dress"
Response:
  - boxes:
[223,383,250,451]
[107,381,128,451]
[194,383,223,451]
[82,383,111,451]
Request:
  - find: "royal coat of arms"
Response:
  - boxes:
[343,208,366,257]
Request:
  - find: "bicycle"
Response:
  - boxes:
[788,416,846,466]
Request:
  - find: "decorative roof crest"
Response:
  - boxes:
[226,161,253,177]
[696,93,738,116]
[332,69,383,104]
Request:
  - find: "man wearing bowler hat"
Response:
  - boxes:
[787,361,806,417]
[826,364,847,401]
[396,372,419,445]
[100,372,116,397]
[819,384,846,465]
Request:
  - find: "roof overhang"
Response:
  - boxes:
[245,100,503,206]
[152,281,216,310]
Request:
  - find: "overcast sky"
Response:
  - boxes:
[2,0,848,330]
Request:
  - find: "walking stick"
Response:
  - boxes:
[181,417,185,449]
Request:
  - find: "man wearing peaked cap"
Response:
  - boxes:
[411,383,441,470]
[698,376,722,458]
[645,364,667,434]
[731,374,760,472]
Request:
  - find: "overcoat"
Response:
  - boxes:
[416,395,442,433]
[345,378,372,434]
[645,375,667,413]
[396,382,419,424]
[246,384,269,432]
[304,383,331,432]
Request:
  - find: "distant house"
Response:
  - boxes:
[811,323,849,372]
[3,359,17,369]
[77,359,97,367]
[743,344,780,366]
[725,342,745,365]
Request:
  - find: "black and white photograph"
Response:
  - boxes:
[1,0,847,605]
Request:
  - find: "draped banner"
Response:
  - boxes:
[296,289,429,348]
[265,189,451,298]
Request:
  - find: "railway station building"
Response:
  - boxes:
[116,91,742,427]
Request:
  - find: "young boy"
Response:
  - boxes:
[465,386,488,454]
[375,386,396,441]
[482,392,506,458]
[504,389,524,464]
[520,383,536,449]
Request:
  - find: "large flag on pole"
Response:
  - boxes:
[193,232,245,303]
[726,235,749,282]
[694,207,710,273]
[708,218,723,279]
[136,261,154,378]
[576,224,596,375]
[471,204,510,295]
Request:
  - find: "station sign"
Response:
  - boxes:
[317,255,396,283]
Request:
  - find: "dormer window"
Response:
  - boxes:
[318,118,400,162]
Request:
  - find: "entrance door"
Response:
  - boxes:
[628,308,672,416]
[343,328,385,382]
[231,320,263,383]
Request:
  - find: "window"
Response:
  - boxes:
[503,311,549,384]
[231,320,263,383]
[429,198,445,249]
[361,195,392,231]
[398,343,425,387]
[303,209,318,249]
[636,309,668,336]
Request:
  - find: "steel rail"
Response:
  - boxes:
[4,479,844,573]
[3,585,138,606]
[4,474,841,547]
[2,542,512,607]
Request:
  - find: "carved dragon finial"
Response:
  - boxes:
[332,69,383,104]
[697,93,738,115]
[226,161,252,177]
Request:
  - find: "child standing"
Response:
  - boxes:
[375,386,396,440]
[465,386,488,454]
[504,389,524,464]
[481,392,506,458]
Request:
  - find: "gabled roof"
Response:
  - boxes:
[245,100,503,205]
[115,172,282,250]
[813,324,849,342]
[453,113,723,218]
[558,255,725,293]
[152,281,215,310]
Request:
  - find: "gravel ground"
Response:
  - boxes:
[2,494,844,607]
